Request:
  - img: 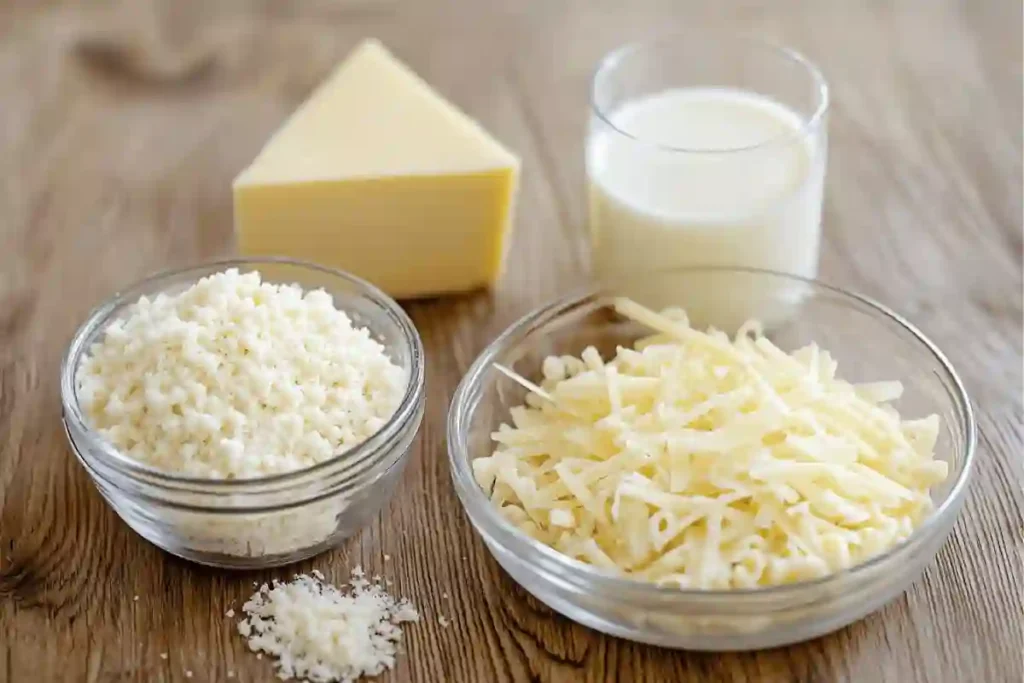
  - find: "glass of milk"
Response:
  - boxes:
[587,34,829,331]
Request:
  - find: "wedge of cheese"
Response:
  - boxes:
[233,39,520,299]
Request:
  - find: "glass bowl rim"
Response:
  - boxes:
[448,265,976,599]
[60,256,425,491]
[590,32,830,155]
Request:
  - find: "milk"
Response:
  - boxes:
[587,87,826,331]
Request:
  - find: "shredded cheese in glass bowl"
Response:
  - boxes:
[448,267,975,650]
[475,298,948,589]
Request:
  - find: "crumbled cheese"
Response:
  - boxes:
[185,672,193,679]
[226,609,235,618]
[438,616,450,628]
[76,268,406,479]
[238,569,419,683]
[475,299,949,589]
[160,653,168,660]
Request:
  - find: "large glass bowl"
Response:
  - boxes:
[447,267,975,650]
[61,258,425,569]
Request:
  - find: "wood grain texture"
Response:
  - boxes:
[1,1,1021,681]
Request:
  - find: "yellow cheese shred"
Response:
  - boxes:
[473,299,949,589]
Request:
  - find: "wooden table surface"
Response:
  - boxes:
[1,1,1021,681]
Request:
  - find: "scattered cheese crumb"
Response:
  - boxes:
[185,672,193,679]
[76,268,406,479]
[160,653,168,660]
[227,672,234,678]
[438,616,450,628]
[237,568,419,683]
[133,595,139,602]
[476,299,949,589]
[441,593,449,600]
[226,609,235,618]
[383,555,391,562]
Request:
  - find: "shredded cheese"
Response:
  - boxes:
[475,299,949,589]
[238,568,419,683]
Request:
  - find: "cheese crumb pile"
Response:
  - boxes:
[76,269,406,478]
[238,568,419,683]
[474,298,949,589]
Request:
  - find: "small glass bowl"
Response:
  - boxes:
[61,258,425,569]
[448,267,975,650]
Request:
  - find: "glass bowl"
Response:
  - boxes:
[61,258,425,569]
[447,267,975,650]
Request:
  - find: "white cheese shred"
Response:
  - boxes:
[476,299,950,589]
[237,568,419,683]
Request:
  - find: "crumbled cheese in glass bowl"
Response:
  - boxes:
[61,259,425,569]
[447,267,975,650]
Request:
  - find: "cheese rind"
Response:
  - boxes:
[233,39,520,299]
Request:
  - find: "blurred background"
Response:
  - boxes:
[0,1,1020,681]
[2,0,1019,408]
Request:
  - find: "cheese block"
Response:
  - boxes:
[233,39,520,299]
